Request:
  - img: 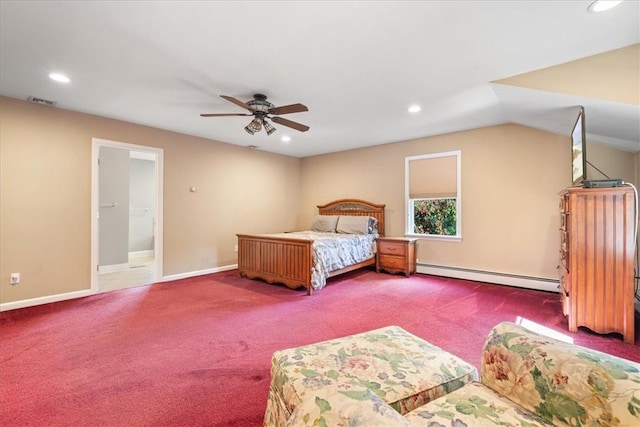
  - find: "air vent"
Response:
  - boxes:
[27,96,57,106]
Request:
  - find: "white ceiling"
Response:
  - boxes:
[1,1,638,157]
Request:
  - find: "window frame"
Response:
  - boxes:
[404,150,462,241]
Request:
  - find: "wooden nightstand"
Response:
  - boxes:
[376,237,418,277]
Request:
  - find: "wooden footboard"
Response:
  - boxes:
[237,234,314,294]
[237,199,385,296]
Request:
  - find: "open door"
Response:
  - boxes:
[91,138,163,293]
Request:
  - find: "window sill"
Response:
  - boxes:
[404,234,462,242]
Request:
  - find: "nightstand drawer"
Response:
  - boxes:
[378,254,405,269]
[378,241,407,256]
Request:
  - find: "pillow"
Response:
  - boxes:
[310,215,339,232]
[336,216,377,235]
[368,216,379,234]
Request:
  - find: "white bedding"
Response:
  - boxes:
[260,231,378,290]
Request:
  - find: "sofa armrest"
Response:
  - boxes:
[481,321,640,426]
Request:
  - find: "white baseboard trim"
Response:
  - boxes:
[1,264,238,312]
[161,264,238,282]
[129,250,154,258]
[0,289,94,312]
[418,264,559,293]
[98,263,129,273]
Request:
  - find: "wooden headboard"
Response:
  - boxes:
[317,199,386,236]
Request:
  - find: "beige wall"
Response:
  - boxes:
[300,125,638,281]
[301,124,570,280]
[495,44,639,105]
[0,96,301,304]
[584,141,636,184]
[2,95,637,306]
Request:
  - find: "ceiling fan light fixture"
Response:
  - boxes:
[245,117,262,135]
[263,120,276,135]
[587,0,623,13]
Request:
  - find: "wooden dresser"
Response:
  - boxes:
[376,237,418,277]
[559,186,636,344]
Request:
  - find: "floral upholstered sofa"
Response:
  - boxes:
[265,325,479,426]
[281,322,640,426]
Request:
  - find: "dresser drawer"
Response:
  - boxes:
[559,274,570,317]
[378,240,407,256]
[559,274,570,294]
[559,230,569,246]
[559,246,569,273]
[559,194,569,212]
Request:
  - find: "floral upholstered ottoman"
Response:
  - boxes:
[263,325,478,426]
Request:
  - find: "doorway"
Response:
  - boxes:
[91,138,163,293]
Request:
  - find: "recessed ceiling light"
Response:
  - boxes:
[587,0,623,13]
[281,136,291,142]
[49,73,70,83]
[408,104,421,113]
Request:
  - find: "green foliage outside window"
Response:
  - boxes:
[412,198,457,235]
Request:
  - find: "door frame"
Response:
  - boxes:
[91,138,164,292]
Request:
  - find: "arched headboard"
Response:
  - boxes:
[317,199,386,236]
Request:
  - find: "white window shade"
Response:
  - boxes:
[409,155,457,198]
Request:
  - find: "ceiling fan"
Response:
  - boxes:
[201,94,309,135]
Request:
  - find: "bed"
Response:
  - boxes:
[237,199,385,295]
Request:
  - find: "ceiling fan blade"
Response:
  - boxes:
[220,95,252,111]
[268,103,308,115]
[200,113,252,117]
[271,116,310,132]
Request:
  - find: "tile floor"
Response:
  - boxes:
[99,256,155,292]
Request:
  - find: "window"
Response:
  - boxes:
[405,151,461,239]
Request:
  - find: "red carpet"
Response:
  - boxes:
[1,270,638,426]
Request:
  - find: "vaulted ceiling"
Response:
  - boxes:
[1,1,638,157]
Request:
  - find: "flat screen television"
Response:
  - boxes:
[571,106,587,186]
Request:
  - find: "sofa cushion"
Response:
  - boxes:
[405,381,552,426]
[285,386,414,427]
[480,322,640,427]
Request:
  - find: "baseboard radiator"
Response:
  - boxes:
[2,263,559,312]
[418,263,559,293]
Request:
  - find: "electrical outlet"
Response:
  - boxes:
[234,245,238,252]
[10,273,20,285]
